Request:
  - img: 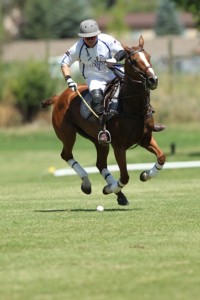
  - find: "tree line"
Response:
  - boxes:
[1,0,199,40]
[0,0,199,125]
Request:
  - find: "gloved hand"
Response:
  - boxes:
[106,58,117,64]
[65,76,77,91]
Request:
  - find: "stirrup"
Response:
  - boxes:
[98,130,111,145]
[109,109,118,116]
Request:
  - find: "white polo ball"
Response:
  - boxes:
[97,205,104,212]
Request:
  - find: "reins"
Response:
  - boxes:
[109,54,148,90]
[76,48,149,119]
[114,49,150,149]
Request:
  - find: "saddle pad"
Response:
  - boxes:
[80,91,93,120]
[79,83,121,121]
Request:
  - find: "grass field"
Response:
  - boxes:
[0,123,200,300]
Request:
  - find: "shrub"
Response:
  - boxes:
[10,60,57,122]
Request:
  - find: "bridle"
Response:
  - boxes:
[126,48,157,92]
[126,48,153,78]
[109,48,153,89]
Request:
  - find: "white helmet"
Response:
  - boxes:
[78,19,101,37]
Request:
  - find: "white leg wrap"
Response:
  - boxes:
[111,180,125,193]
[67,159,88,179]
[104,180,125,194]
[102,168,125,194]
[148,162,163,178]
[101,168,116,185]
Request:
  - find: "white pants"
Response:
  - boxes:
[86,71,115,92]
[86,66,124,92]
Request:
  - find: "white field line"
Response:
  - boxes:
[53,161,200,177]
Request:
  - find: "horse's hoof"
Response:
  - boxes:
[140,171,150,182]
[81,185,91,195]
[117,195,129,206]
[103,186,110,195]
[81,177,91,194]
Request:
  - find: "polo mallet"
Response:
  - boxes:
[76,89,99,119]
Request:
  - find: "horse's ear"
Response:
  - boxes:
[139,35,144,48]
[123,45,131,54]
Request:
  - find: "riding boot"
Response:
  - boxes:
[91,89,111,144]
[91,89,104,115]
[145,116,165,132]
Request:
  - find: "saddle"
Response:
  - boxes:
[80,77,122,122]
[103,77,122,116]
[79,78,122,145]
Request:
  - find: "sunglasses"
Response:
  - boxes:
[85,36,97,41]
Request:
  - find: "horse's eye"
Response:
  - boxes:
[131,59,137,65]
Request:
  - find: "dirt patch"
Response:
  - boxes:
[0,104,22,126]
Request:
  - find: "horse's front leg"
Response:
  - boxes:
[95,144,129,206]
[140,135,166,182]
[67,158,92,194]
[101,145,128,193]
[101,147,129,206]
[95,143,114,192]
[101,168,129,206]
[111,146,129,206]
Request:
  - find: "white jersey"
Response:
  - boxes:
[61,33,124,91]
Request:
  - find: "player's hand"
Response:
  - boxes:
[66,77,77,91]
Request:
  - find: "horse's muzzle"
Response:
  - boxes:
[148,77,158,90]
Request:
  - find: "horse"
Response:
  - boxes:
[41,35,166,206]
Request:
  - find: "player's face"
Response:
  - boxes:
[83,36,97,47]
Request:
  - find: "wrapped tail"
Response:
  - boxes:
[41,95,58,108]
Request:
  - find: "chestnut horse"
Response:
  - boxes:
[42,36,166,206]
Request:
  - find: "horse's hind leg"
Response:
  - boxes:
[140,135,166,182]
[60,128,92,194]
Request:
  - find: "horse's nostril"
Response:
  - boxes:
[148,77,158,90]
[149,77,157,84]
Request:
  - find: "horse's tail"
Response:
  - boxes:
[41,95,58,108]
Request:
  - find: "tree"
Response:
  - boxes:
[106,0,130,36]
[172,0,200,29]
[51,0,92,39]
[20,0,92,39]
[154,0,184,92]
[1,0,26,10]
[0,2,3,55]
[154,0,184,36]
[105,0,116,8]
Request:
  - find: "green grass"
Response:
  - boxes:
[0,124,200,300]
